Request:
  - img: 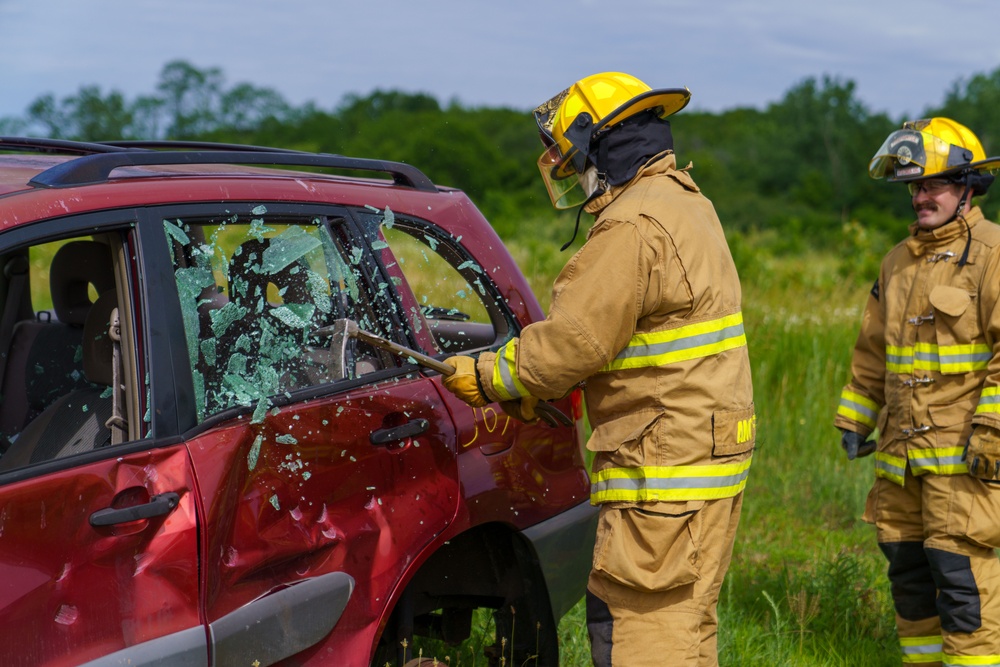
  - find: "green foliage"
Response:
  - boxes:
[9,60,1000,249]
[930,68,1000,159]
[9,60,999,250]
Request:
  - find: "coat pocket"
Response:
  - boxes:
[930,286,983,375]
[948,474,1000,549]
[587,412,661,454]
[712,404,756,457]
[592,503,704,593]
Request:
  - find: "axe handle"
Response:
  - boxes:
[352,327,455,375]
[352,326,572,426]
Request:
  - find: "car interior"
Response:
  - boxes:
[0,235,131,472]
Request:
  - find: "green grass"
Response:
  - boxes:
[716,252,899,665]
[410,239,902,666]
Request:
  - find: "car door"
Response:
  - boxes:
[149,204,461,665]
[0,218,205,667]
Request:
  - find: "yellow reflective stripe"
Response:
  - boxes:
[909,446,968,475]
[490,339,530,401]
[944,655,1000,666]
[887,344,913,374]
[886,342,991,374]
[876,451,907,486]
[900,635,943,664]
[590,457,752,503]
[602,312,746,372]
[976,386,1000,415]
[838,389,879,429]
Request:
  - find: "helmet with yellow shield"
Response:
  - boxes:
[869,117,1000,196]
[533,72,691,209]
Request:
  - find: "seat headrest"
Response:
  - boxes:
[50,241,115,326]
[82,290,117,386]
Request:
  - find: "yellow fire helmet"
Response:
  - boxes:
[869,117,1000,182]
[533,72,691,208]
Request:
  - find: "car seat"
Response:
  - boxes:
[0,240,115,436]
[0,289,117,472]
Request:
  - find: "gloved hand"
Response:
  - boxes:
[442,355,489,408]
[965,425,1000,480]
[500,396,539,423]
[840,429,876,460]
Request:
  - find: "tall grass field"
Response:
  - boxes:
[485,235,899,666]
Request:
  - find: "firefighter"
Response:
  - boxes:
[439,72,755,666]
[836,117,1000,665]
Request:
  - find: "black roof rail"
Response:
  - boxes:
[0,137,438,192]
[29,150,438,191]
[0,137,135,155]
[102,140,314,153]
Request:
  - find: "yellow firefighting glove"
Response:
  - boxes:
[965,425,1000,480]
[500,396,539,424]
[840,428,875,461]
[442,355,489,408]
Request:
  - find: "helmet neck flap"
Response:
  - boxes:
[557,112,675,251]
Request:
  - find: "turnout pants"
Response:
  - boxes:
[864,468,1000,665]
[586,493,743,667]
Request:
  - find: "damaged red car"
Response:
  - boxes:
[0,138,596,667]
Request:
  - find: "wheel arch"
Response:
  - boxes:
[372,521,560,666]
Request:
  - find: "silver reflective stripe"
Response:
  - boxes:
[887,349,912,367]
[908,445,967,475]
[590,458,752,503]
[899,634,942,664]
[613,322,745,362]
[593,470,749,492]
[601,312,747,372]
[875,454,906,485]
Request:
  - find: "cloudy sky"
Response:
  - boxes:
[1,0,998,122]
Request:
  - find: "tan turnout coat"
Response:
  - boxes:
[836,208,1000,484]
[478,152,755,506]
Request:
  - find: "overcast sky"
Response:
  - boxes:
[1,0,998,123]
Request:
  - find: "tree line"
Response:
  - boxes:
[4,59,1000,262]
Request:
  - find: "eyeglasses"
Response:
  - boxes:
[907,178,956,196]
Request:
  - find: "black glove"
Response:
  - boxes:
[840,429,875,461]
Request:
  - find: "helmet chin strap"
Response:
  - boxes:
[560,141,610,252]
[955,179,974,266]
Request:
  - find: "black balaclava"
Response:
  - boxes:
[560,111,675,251]
[592,110,675,186]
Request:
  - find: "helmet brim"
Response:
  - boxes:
[548,87,692,180]
[595,88,692,134]
[969,157,1000,173]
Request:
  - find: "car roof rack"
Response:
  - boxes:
[0,137,438,192]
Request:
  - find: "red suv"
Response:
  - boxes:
[0,138,595,667]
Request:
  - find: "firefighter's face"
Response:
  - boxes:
[910,178,964,229]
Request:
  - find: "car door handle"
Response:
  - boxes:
[370,418,429,445]
[89,492,181,527]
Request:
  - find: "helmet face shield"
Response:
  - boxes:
[869,129,933,180]
[537,145,587,209]
[870,124,986,181]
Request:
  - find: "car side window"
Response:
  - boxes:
[163,211,394,423]
[0,231,137,473]
[372,214,508,355]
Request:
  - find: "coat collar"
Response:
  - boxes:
[583,151,696,216]
[905,207,984,258]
